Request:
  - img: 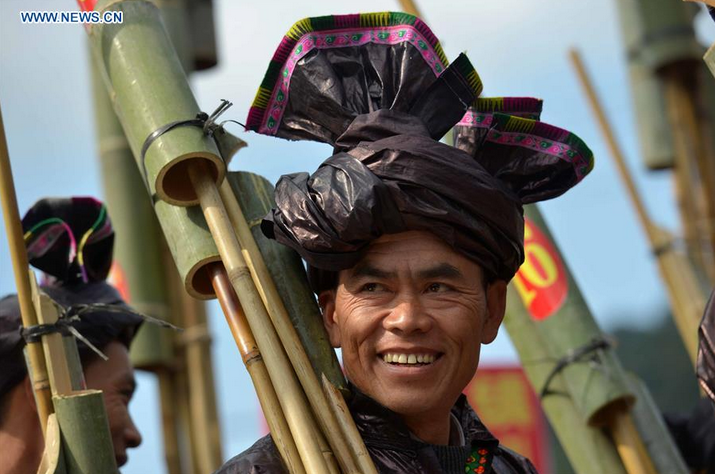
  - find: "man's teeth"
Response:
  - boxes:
[382,353,436,364]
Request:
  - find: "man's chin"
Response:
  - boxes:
[371,388,446,418]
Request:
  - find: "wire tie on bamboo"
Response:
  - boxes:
[139,99,240,188]
[21,301,182,362]
[539,337,613,398]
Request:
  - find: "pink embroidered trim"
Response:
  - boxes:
[258,25,448,135]
[486,130,590,180]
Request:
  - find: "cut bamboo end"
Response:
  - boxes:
[53,390,118,473]
[90,0,226,206]
[156,154,226,207]
[36,414,64,474]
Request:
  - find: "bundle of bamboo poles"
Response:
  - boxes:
[82,0,378,472]
[0,105,117,473]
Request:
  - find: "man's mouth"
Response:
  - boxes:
[380,352,441,366]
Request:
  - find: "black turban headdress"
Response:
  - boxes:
[246,12,594,290]
[0,197,142,399]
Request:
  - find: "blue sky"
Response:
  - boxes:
[0,0,713,472]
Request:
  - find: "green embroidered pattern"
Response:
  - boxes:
[465,446,492,473]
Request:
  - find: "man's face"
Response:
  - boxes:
[83,341,141,467]
[320,231,506,420]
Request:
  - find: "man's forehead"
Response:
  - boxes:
[344,233,484,279]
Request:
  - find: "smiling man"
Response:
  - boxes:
[319,231,506,448]
[218,11,593,474]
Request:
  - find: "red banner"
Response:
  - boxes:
[512,217,568,321]
[464,365,551,473]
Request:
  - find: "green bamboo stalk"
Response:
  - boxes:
[612,0,701,170]
[706,42,715,79]
[91,56,175,368]
[226,172,346,393]
[625,374,689,473]
[89,0,225,206]
[503,276,627,472]
[53,391,117,473]
[516,207,633,423]
[504,205,683,473]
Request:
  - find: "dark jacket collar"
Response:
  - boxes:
[346,384,500,450]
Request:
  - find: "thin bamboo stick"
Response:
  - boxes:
[219,179,363,473]
[180,289,223,473]
[186,174,330,473]
[570,49,704,364]
[608,409,658,474]
[189,162,331,473]
[661,64,715,281]
[397,0,422,17]
[0,104,53,434]
[30,277,74,396]
[208,262,305,474]
[322,375,377,474]
[157,368,183,474]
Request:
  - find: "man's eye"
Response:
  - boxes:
[362,283,378,292]
[426,283,448,293]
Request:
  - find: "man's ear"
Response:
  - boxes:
[481,280,507,344]
[318,290,341,348]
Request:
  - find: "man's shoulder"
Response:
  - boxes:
[214,435,285,474]
[493,444,540,474]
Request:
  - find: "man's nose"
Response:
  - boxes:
[383,293,432,334]
[125,416,142,448]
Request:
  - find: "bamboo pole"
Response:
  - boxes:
[322,375,377,474]
[661,63,715,281]
[503,294,629,474]
[219,177,362,472]
[177,283,223,472]
[397,0,422,17]
[208,262,305,474]
[156,369,183,474]
[224,172,346,393]
[570,49,705,364]
[186,166,331,474]
[0,104,53,434]
[31,280,73,396]
[37,414,66,474]
[706,43,715,79]
[626,374,690,472]
[53,391,118,473]
[603,407,657,474]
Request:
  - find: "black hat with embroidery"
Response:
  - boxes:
[0,197,142,400]
[246,12,594,291]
